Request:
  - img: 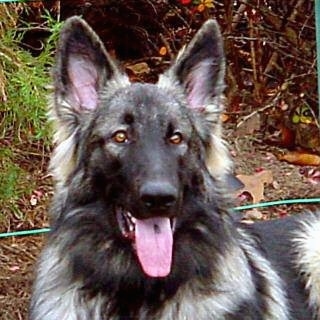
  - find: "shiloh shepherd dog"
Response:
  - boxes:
[30,16,320,319]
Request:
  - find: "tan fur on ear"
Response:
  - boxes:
[206,131,232,179]
[205,101,233,180]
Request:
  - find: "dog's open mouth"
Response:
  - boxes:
[116,207,175,278]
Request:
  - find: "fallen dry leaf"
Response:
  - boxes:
[125,62,150,76]
[243,208,263,221]
[30,195,38,206]
[236,112,261,136]
[277,152,320,166]
[221,113,230,123]
[236,170,273,204]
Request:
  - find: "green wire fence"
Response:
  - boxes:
[0,198,320,239]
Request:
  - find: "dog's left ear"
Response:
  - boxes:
[159,20,232,181]
[159,20,225,112]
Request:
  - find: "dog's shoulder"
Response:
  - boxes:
[242,211,320,318]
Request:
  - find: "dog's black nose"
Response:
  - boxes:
[140,181,178,210]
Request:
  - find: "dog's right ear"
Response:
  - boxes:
[53,16,128,128]
[50,17,129,185]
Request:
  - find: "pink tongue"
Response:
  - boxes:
[135,217,173,278]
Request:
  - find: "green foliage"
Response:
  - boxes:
[0,148,33,201]
[0,147,37,223]
[0,11,62,219]
[0,11,62,143]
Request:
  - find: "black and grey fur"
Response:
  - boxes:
[30,17,320,320]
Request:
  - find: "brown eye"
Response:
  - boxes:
[112,131,128,143]
[169,132,183,145]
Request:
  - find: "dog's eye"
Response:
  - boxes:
[169,132,183,145]
[112,130,128,143]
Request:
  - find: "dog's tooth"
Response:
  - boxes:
[126,211,136,224]
[171,218,177,231]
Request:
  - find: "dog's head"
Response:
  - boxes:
[50,17,230,278]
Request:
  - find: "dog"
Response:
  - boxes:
[30,16,320,319]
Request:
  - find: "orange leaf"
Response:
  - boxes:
[220,113,230,123]
[277,152,320,166]
[197,4,205,12]
[159,46,167,56]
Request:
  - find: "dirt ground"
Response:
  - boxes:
[0,129,319,320]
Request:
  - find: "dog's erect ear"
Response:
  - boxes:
[159,19,225,112]
[50,17,129,185]
[54,16,128,114]
[159,20,232,181]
